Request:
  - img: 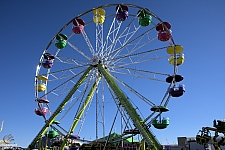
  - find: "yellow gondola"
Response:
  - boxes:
[93,8,106,24]
[166,45,183,54]
[169,53,185,66]
[36,75,48,81]
[36,83,46,92]
[93,8,106,16]
[93,14,105,24]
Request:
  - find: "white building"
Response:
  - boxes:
[163,137,225,150]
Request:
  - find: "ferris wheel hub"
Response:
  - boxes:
[90,55,100,66]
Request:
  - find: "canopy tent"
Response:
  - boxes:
[95,132,139,145]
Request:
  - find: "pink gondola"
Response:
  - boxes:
[73,18,85,26]
[72,25,84,34]
[157,30,172,42]
[36,98,49,104]
[156,22,171,31]
[34,107,48,116]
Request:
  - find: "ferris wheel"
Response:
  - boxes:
[29,4,185,150]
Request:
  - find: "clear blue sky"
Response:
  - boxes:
[0,0,225,148]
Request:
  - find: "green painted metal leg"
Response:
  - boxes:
[38,139,42,150]
[138,139,145,150]
[27,66,93,150]
[60,77,101,149]
[98,64,162,150]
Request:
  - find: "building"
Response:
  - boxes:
[163,136,225,150]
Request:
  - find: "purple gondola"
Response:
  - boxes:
[116,11,128,21]
[166,74,184,83]
[42,60,53,69]
[169,84,185,97]
[116,5,128,21]
[116,5,128,12]
[43,53,55,60]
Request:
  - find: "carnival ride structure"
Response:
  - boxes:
[29,4,185,150]
[196,119,225,150]
[0,121,15,147]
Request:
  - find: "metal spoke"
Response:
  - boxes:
[67,41,91,60]
[110,73,156,106]
[80,28,95,56]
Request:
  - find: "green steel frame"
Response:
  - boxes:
[29,64,163,150]
[98,64,162,150]
[60,77,101,149]
[27,66,93,150]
